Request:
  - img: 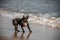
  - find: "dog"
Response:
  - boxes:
[12,15,32,33]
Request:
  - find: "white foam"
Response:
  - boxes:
[0,10,60,28]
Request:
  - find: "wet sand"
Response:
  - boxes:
[0,15,60,40]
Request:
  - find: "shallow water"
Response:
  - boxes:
[0,13,60,40]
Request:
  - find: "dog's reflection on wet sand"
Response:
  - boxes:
[14,31,18,37]
[13,31,32,40]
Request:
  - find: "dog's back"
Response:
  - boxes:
[12,18,21,25]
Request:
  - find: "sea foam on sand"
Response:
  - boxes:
[0,10,60,28]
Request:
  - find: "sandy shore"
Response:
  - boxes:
[0,15,60,40]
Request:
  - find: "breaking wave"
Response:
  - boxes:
[0,10,60,28]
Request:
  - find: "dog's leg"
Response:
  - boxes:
[14,25,20,32]
[21,26,25,33]
[13,20,20,32]
[27,23,32,32]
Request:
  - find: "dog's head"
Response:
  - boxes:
[22,15,29,22]
[22,15,29,26]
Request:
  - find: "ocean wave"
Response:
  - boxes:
[0,10,60,28]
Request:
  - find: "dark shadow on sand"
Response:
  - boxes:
[13,31,32,40]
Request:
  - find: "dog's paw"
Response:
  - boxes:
[16,30,20,32]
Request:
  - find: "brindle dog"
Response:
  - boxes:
[12,15,32,33]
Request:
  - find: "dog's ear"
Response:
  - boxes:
[23,15,25,18]
[26,15,29,19]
